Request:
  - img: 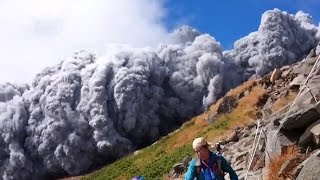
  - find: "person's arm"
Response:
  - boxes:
[185,159,196,180]
[220,156,238,180]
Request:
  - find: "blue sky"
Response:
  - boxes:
[165,0,320,50]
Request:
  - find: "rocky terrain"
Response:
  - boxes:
[168,48,320,180]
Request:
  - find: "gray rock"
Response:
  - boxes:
[311,123,320,146]
[235,151,248,162]
[281,68,292,78]
[279,103,320,130]
[299,119,320,147]
[265,130,281,166]
[234,163,245,171]
[292,158,308,178]
[238,129,251,139]
[307,48,316,58]
[280,65,291,71]
[226,130,239,143]
[289,74,305,89]
[292,56,317,76]
[270,68,282,83]
[295,75,320,105]
[249,169,263,180]
[171,162,186,177]
[316,44,320,56]
[296,150,320,180]
[133,150,142,156]
[244,90,250,96]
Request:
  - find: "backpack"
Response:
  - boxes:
[195,154,224,179]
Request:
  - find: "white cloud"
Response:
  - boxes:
[0,0,169,84]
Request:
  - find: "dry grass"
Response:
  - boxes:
[208,80,256,113]
[167,117,208,151]
[233,86,265,121]
[205,84,266,142]
[226,80,257,97]
[267,145,301,180]
[271,91,298,113]
[155,80,265,154]
[175,81,265,146]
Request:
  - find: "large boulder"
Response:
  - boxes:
[277,102,320,130]
[296,150,320,180]
[299,120,320,147]
[265,130,282,166]
[289,74,305,90]
[291,56,318,76]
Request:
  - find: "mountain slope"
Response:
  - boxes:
[83,51,320,180]
[82,80,270,179]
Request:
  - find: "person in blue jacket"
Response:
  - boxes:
[185,137,238,180]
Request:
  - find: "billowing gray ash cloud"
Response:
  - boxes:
[0,9,319,179]
[225,9,320,78]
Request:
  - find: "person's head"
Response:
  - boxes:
[192,137,210,160]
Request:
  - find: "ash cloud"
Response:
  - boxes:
[0,9,320,179]
[228,9,320,77]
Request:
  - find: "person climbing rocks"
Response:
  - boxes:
[185,137,238,180]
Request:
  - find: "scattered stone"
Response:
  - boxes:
[289,74,305,89]
[316,44,320,55]
[226,130,239,143]
[238,129,251,139]
[134,150,142,156]
[299,120,320,147]
[307,48,316,58]
[270,68,282,83]
[244,90,250,96]
[281,65,291,71]
[171,163,185,176]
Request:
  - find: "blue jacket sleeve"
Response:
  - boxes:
[220,156,238,180]
[185,159,196,180]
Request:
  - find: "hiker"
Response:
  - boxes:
[185,137,238,180]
